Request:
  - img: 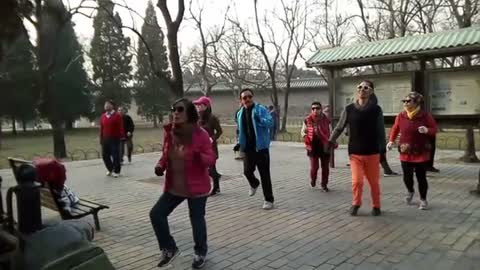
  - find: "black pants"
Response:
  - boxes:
[209,164,221,191]
[150,192,208,256]
[427,135,436,168]
[401,161,428,200]
[120,136,133,162]
[243,150,274,203]
[102,138,121,174]
[380,152,394,174]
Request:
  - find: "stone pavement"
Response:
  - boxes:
[1,143,480,270]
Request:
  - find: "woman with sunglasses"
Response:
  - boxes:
[387,92,437,210]
[301,101,332,192]
[150,98,215,269]
[329,80,386,216]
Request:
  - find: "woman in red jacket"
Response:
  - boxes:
[301,101,332,192]
[150,98,215,269]
[387,92,437,210]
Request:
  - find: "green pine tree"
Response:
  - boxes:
[90,0,132,114]
[134,0,171,127]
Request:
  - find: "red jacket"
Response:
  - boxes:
[100,111,125,140]
[157,124,215,196]
[303,113,331,152]
[389,110,437,163]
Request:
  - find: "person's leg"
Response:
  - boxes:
[401,161,415,193]
[257,150,274,203]
[102,139,114,173]
[364,154,381,209]
[127,136,133,162]
[150,192,185,252]
[120,140,125,163]
[111,139,121,174]
[415,162,428,201]
[350,155,365,207]
[209,164,220,192]
[187,196,208,257]
[243,152,260,189]
[380,152,394,175]
[309,155,319,187]
[427,136,438,171]
[320,154,330,189]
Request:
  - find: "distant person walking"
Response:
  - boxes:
[194,96,223,196]
[387,92,437,210]
[329,80,385,216]
[268,105,278,141]
[301,101,331,192]
[150,98,215,269]
[236,88,275,210]
[100,100,124,178]
[119,107,135,163]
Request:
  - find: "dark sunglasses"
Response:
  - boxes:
[402,99,412,104]
[311,107,321,111]
[242,95,253,101]
[170,106,185,113]
[357,85,371,91]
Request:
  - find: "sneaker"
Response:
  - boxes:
[106,171,112,176]
[262,201,274,210]
[157,247,180,267]
[384,172,399,177]
[321,186,329,192]
[350,205,360,216]
[310,180,316,188]
[372,207,381,216]
[112,173,120,178]
[249,186,258,196]
[419,200,428,210]
[192,254,206,269]
[405,192,414,205]
[427,167,440,173]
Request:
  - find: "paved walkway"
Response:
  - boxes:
[1,143,480,270]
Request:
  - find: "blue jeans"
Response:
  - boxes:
[150,192,208,256]
[101,138,121,173]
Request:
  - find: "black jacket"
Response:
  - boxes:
[122,114,135,134]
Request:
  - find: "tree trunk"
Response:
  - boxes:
[153,115,159,128]
[11,116,17,135]
[281,87,291,132]
[50,120,67,158]
[0,119,2,150]
[21,118,27,132]
[461,126,479,162]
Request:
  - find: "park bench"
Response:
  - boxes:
[8,158,109,231]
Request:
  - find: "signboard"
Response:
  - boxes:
[334,74,413,116]
[428,70,480,115]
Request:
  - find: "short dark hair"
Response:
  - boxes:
[105,99,115,106]
[361,80,374,89]
[311,101,322,107]
[239,88,254,97]
[172,98,198,124]
[268,105,274,110]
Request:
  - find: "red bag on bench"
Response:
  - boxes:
[33,158,66,191]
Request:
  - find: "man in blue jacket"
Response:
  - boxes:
[236,88,275,210]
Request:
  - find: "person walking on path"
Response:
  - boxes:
[268,105,278,141]
[301,101,332,192]
[150,98,215,269]
[119,107,134,164]
[194,96,223,196]
[236,88,275,210]
[100,100,124,178]
[387,92,437,210]
[329,80,385,216]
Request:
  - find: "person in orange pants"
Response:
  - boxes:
[329,80,385,216]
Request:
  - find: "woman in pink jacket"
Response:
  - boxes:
[150,98,215,269]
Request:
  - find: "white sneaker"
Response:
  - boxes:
[112,173,120,178]
[262,201,274,210]
[106,171,112,176]
[419,200,428,210]
[249,187,258,196]
[405,192,414,205]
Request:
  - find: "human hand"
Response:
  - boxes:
[154,166,164,176]
[127,132,132,137]
[418,126,428,134]
[386,141,394,151]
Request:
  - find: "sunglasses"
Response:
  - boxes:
[357,85,371,91]
[242,95,253,101]
[402,99,412,104]
[311,107,321,111]
[170,106,185,113]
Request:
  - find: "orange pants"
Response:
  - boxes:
[350,154,381,208]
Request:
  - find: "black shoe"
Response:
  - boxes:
[372,208,381,216]
[384,172,399,177]
[157,247,179,267]
[427,167,440,173]
[192,254,206,269]
[310,180,316,188]
[321,186,329,192]
[350,205,360,216]
[128,157,132,163]
[210,189,220,196]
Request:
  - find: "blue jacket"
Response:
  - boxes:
[236,104,273,151]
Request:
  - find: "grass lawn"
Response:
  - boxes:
[0,126,478,169]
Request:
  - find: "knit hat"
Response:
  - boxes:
[403,92,424,104]
[193,96,212,107]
